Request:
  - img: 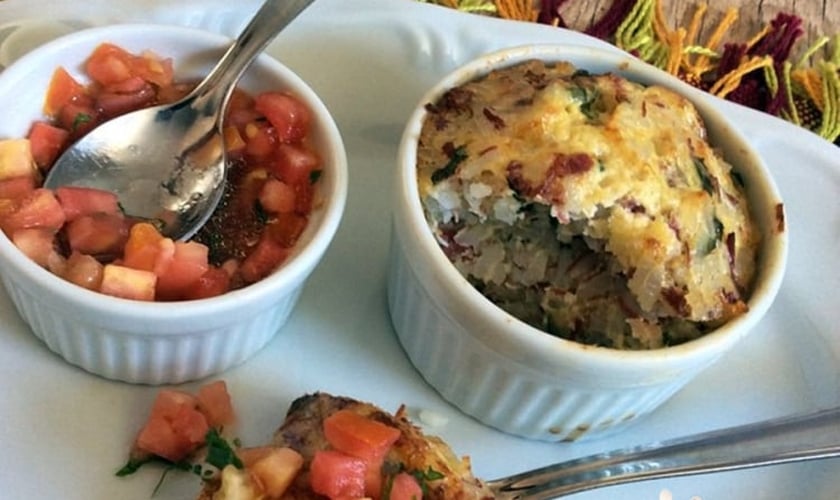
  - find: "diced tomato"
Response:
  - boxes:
[85,43,135,86]
[239,233,289,284]
[254,92,311,143]
[55,186,121,221]
[310,450,367,499]
[132,389,212,462]
[11,228,56,267]
[265,212,308,248]
[95,83,156,119]
[130,51,174,88]
[154,240,210,300]
[99,263,156,301]
[183,266,231,300]
[243,121,277,159]
[248,447,304,498]
[62,251,104,290]
[1,188,66,233]
[58,100,99,138]
[64,212,129,256]
[196,380,236,428]
[324,410,401,462]
[258,178,296,214]
[27,121,69,170]
[43,67,86,117]
[122,222,166,271]
[0,139,37,181]
[388,472,424,500]
[0,175,36,201]
[270,143,320,185]
[294,176,317,214]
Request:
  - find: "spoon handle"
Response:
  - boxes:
[487,406,840,499]
[190,0,314,112]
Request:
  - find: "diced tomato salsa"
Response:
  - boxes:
[0,43,323,301]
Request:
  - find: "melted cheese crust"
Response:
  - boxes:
[418,60,760,346]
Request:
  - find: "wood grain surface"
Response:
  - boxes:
[559,0,839,56]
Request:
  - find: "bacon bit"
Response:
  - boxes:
[619,197,646,214]
[775,203,785,232]
[506,161,536,196]
[549,152,594,176]
[523,69,549,89]
[662,287,691,317]
[483,107,506,129]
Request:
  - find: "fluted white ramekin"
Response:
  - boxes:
[0,24,347,384]
[388,44,787,441]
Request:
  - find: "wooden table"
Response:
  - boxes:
[560,0,838,55]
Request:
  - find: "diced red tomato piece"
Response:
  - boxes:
[55,186,121,221]
[270,143,320,185]
[132,388,213,463]
[11,228,56,267]
[259,178,296,214]
[183,266,231,300]
[254,92,311,144]
[196,380,236,428]
[64,212,129,256]
[1,188,66,233]
[95,83,156,119]
[154,240,210,300]
[388,472,424,500]
[324,410,402,462]
[62,251,104,290]
[0,139,37,181]
[85,43,135,86]
[239,234,289,284]
[265,212,308,248]
[310,450,367,499]
[130,51,174,88]
[0,175,36,201]
[27,121,69,170]
[243,121,277,159]
[58,100,99,138]
[294,176,317,215]
[43,67,86,117]
[99,263,156,301]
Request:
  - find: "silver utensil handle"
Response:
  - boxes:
[191,0,314,112]
[488,407,840,499]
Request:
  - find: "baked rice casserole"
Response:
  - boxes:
[417,59,761,350]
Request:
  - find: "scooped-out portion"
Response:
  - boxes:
[417,59,760,349]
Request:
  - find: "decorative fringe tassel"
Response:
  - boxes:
[418,0,840,145]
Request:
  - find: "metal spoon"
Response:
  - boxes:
[43,0,314,240]
[487,406,840,498]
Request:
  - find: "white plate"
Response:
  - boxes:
[0,1,837,498]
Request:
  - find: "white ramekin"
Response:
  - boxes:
[0,24,348,385]
[388,44,788,441]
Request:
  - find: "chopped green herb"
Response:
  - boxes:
[116,457,153,477]
[309,169,323,184]
[693,157,715,195]
[431,145,468,184]
[71,112,92,132]
[700,216,724,255]
[569,85,599,120]
[204,428,243,471]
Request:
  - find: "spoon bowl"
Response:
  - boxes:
[44,0,314,240]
